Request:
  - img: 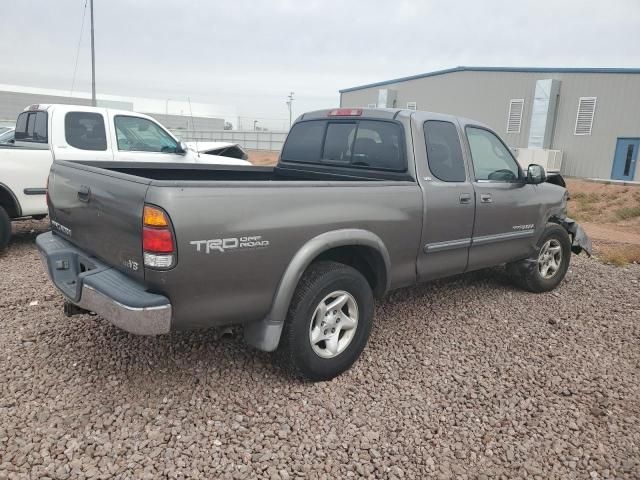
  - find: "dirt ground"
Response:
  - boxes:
[246,150,279,166]
[566,179,640,264]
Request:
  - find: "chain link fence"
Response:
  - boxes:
[170,129,287,151]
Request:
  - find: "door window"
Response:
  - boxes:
[65,112,107,151]
[424,120,466,182]
[466,127,520,182]
[114,116,178,153]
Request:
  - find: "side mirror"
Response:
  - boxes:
[176,141,188,155]
[527,164,546,184]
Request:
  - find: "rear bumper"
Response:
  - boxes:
[36,231,171,335]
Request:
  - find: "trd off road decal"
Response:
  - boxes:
[190,235,270,254]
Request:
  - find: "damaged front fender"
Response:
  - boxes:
[556,216,593,256]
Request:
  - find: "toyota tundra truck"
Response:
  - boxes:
[37,108,591,381]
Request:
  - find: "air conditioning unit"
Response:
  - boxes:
[516,148,563,173]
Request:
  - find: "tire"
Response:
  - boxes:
[507,223,571,293]
[278,261,374,381]
[0,206,11,251]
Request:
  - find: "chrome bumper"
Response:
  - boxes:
[37,231,172,336]
[74,283,172,335]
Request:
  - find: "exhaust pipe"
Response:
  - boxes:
[63,301,90,317]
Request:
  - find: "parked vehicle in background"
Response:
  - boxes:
[38,108,591,381]
[185,141,248,160]
[0,104,250,249]
[0,128,14,144]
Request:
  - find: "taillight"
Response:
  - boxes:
[142,205,175,268]
[143,228,173,253]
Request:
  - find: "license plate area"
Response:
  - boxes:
[48,252,101,302]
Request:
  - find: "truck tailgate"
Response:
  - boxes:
[47,161,150,281]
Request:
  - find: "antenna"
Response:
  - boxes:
[90,0,96,106]
[187,97,199,158]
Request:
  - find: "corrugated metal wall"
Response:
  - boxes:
[340,71,640,180]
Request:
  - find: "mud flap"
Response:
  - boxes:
[556,216,592,256]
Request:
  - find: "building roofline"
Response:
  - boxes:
[339,66,640,93]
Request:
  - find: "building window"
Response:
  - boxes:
[406,102,417,111]
[574,97,597,135]
[506,99,524,134]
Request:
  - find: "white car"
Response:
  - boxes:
[0,104,251,249]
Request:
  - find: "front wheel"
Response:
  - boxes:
[0,206,11,251]
[278,261,374,381]
[507,223,571,293]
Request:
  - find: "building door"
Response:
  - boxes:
[611,138,639,181]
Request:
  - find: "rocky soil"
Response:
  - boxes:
[1,220,639,479]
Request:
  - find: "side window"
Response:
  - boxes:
[351,120,403,170]
[322,122,357,163]
[466,127,520,182]
[114,116,178,153]
[65,112,107,151]
[280,121,325,162]
[424,120,466,182]
[14,111,48,143]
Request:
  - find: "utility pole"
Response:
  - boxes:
[286,92,295,128]
[90,0,96,106]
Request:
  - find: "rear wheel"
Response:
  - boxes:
[0,206,11,251]
[278,261,374,381]
[507,223,571,293]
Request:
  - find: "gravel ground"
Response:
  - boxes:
[1,220,639,479]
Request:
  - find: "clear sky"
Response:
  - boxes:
[2,0,639,127]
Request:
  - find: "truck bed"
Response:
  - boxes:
[46,159,422,329]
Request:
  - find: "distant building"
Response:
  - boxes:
[0,88,224,133]
[340,67,640,181]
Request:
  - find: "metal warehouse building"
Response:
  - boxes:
[0,88,225,133]
[340,67,640,182]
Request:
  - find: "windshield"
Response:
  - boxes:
[0,129,14,144]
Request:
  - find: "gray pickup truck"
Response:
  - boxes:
[37,108,590,381]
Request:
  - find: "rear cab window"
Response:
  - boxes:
[65,112,108,151]
[281,119,406,172]
[15,111,48,143]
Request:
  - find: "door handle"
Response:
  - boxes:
[480,193,492,203]
[459,193,471,204]
[77,185,91,202]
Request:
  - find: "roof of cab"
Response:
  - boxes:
[295,108,490,130]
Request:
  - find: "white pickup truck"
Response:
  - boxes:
[0,104,250,249]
